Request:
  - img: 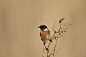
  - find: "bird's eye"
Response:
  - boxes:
[43,28,45,29]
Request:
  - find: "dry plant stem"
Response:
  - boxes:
[49,38,58,56]
[47,50,48,57]
[54,48,61,57]
[42,18,71,57]
[42,48,45,57]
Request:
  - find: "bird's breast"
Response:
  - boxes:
[41,31,50,42]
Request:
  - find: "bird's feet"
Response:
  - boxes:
[46,48,48,50]
[49,39,53,42]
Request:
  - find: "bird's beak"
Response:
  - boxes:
[38,26,40,28]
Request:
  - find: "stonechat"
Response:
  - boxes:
[38,25,52,50]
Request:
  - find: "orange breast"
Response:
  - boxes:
[41,31,50,42]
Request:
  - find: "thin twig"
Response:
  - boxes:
[42,18,71,57]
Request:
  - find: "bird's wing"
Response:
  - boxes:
[40,32,42,37]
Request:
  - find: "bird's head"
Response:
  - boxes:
[38,25,48,31]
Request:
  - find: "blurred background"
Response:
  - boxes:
[0,0,86,57]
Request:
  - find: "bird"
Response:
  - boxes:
[38,25,52,50]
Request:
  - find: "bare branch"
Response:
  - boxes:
[42,18,71,57]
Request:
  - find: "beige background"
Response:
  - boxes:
[0,0,86,57]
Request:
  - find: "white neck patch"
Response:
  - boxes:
[44,28,48,31]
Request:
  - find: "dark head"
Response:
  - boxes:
[38,25,47,31]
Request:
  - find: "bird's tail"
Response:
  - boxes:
[44,42,49,51]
